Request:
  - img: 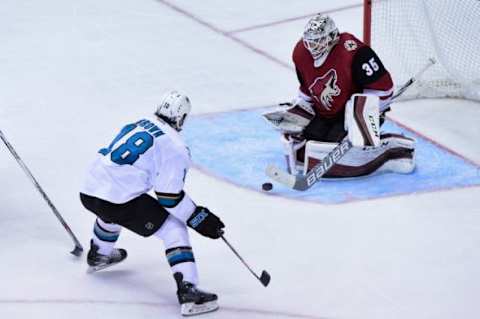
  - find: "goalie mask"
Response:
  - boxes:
[303,14,339,67]
[155,91,191,131]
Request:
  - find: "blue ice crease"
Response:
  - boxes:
[183,108,480,204]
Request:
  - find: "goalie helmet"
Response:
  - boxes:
[303,14,339,66]
[155,91,191,131]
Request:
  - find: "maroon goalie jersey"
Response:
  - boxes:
[293,32,393,119]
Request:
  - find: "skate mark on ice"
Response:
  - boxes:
[0,298,331,319]
[156,0,292,70]
[227,3,363,34]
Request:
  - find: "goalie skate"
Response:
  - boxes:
[174,272,219,316]
[86,240,127,273]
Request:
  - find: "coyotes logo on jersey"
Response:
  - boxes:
[308,69,341,111]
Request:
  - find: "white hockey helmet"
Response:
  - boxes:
[303,14,339,66]
[155,91,192,131]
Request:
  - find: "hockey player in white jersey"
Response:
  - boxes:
[79,91,223,316]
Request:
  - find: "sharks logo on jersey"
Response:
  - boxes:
[308,69,341,110]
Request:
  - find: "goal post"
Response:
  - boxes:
[363,0,480,101]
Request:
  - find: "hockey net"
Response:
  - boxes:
[364,0,480,101]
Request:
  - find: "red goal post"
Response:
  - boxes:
[363,0,480,101]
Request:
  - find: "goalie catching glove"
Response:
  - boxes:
[262,97,315,133]
[187,206,225,239]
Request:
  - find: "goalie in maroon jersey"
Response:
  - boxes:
[263,14,416,178]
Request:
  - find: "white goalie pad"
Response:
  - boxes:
[262,101,315,134]
[281,134,306,174]
[345,94,381,147]
[303,134,416,176]
[303,140,336,174]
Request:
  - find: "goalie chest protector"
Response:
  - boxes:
[293,32,392,119]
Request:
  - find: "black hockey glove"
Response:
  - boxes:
[187,206,225,239]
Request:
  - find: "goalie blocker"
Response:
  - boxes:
[281,94,416,178]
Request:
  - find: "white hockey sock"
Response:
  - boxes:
[92,218,121,256]
[166,247,199,285]
[155,215,199,285]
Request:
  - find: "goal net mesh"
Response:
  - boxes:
[369,0,480,101]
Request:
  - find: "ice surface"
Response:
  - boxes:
[183,109,480,203]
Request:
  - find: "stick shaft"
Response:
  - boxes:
[0,130,83,252]
[221,235,261,280]
[390,58,437,101]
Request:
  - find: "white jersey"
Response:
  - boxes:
[81,117,196,222]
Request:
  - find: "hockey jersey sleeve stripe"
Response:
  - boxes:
[156,191,185,208]
[155,190,197,223]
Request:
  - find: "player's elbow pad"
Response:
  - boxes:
[156,190,196,223]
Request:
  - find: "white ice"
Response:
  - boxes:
[0,1,479,318]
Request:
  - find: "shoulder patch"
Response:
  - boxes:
[344,39,358,51]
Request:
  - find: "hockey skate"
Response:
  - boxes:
[174,272,219,316]
[86,240,127,273]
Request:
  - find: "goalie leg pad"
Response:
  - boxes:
[380,133,415,149]
[377,157,415,174]
[303,140,336,174]
[345,94,381,147]
[281,134,306,174]
[303,135,416,177]
[376,133,416,174]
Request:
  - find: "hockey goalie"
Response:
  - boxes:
[264,14,415,178]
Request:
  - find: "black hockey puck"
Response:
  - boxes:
[262,182,273,191]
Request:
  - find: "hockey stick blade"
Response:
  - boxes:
[265,164,297,188]
[260,270,271,287]
[71,245,84,257]
[265,164,309,191]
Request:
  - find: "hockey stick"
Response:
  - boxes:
[220,234,271,287]
[391,58,437,101]
[266,138,352,191]
[0,130,84,256]
[266,58,437,191]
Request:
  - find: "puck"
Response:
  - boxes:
[262,182,273,191]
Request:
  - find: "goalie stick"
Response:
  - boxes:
[266,58,437,191]
[0,130,84,256]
